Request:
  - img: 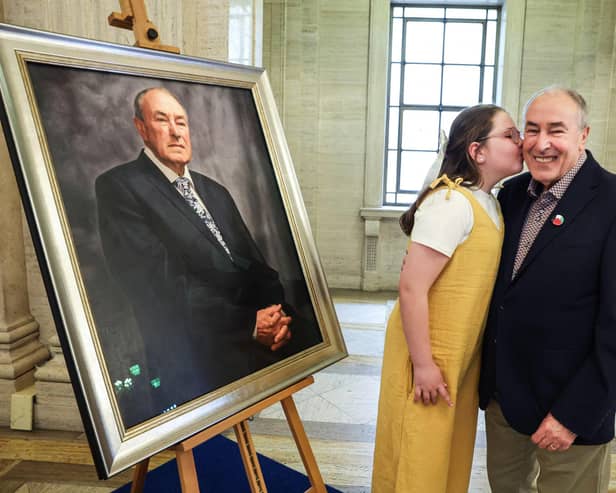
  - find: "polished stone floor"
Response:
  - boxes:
[0,289,615,492]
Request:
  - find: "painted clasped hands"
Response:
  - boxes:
[256,304,292,351]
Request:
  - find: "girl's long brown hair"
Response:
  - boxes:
[399,104,504,236]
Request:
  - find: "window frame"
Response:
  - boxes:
[383,3,502,206]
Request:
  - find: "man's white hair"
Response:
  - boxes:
[523,85,588,130]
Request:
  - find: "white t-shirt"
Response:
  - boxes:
[410,188,501,257]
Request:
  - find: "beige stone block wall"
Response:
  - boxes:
[1,0,228,59]
[519,0,616,169]
[263,0,370,288]
[608,24,616,167]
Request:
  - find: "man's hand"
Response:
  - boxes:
[255,304,292,351]
[531,412,577,452]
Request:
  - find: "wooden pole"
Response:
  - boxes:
[281,395,327,493]
[234,420,268,493]
[176,448,200,493]
[129,458,149,493]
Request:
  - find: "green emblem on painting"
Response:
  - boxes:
[150,377,161,389]
[129,364,141,376]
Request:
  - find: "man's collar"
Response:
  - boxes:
[527,150,588,199]
[143,147,193,184]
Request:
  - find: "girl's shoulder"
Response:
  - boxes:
[421,186,473,209]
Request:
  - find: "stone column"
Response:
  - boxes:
[0,130,50,426]
[33,336,82,431]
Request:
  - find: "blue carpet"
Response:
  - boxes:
[113,434,343,492]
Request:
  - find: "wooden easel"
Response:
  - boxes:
[108,0,180,53]
[129,376,326,493]
[109,5,326,491]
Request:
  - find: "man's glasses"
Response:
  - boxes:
[477,127,522,145]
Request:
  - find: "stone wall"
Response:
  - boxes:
[263,0,370,288]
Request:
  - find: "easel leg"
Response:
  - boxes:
[234,420,268,493]
[281,396,327,493]
[176,448,200,493]
[130,458,149,493]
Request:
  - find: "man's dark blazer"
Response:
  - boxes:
[95,151,303,425]
[479,150,616,445]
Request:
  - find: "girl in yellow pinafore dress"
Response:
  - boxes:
[372,105,523,493]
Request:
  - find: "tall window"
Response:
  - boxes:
[384,5,501,205]
[228,0,261,66]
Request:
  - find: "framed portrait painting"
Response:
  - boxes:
[0,23,345,478]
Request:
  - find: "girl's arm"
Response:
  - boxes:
[399,241,453,407]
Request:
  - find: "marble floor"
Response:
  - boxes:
[0,289,615,492]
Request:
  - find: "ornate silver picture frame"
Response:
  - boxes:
[0,23,345,478]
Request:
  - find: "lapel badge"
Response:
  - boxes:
[552,214,564,226]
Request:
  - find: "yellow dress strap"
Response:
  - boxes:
[429,173,464,200]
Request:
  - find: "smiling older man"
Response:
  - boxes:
[479,87,616,493]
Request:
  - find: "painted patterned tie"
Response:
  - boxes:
[174,177,232,258]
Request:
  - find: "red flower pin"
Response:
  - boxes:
[552,214,564,226]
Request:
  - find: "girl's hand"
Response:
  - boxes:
[412,361,453,407]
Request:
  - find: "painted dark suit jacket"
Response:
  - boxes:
[479,151,616,445]
[96,151,303,425]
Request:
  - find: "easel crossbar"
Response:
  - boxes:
[176,376,314,451]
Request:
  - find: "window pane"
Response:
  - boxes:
[403,64,442,105]
[441,110,460,137]
[388,107,399,149]
[483,67,494,102]
[386,192,396,204]
[442,66,480,106]
[444,23,483,64]
[485,21,497,65]
[393,7,403,17]
[400,151,438,192]
[488,9,498,20]
[391,18,403,62]
[402,110,439,150]
[397,193,414,203]
[228,1,253,65]
[446,8,486,20]
[386,150,398,193]
[390,63,401,104]
[405,7,444,18]
[405,21,444,63]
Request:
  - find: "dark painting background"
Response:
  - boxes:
[25,62,322,425]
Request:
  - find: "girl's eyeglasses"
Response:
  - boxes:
[477,128,521,145]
